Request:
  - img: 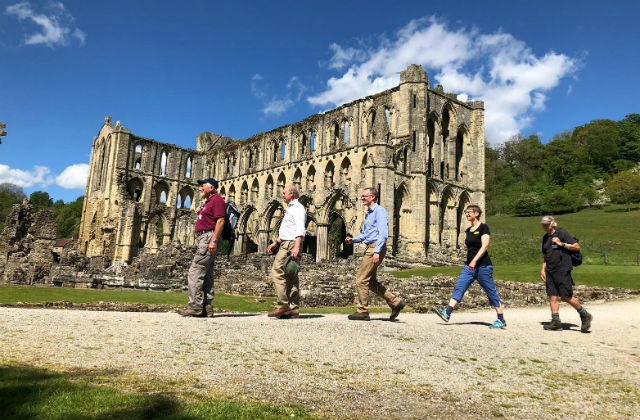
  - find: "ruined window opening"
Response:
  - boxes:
[403,148,408,173]
[161,151,168,176]
[250,179,259,202]
[361,154,368,184]
[413,94,417,108]
[156,219,164,246]
[340,158,351,186]
[229,185,236,202]
[310,131,316,151]
[160,191,167,204]
[412,131,417,152]
[280,139,286,160]
[343,121,350,144]
[306,166,316,191]
[277,173,286,193]
[385,109,391,126]
[332,122,340,149]
[185,156,192,178]
[293,169,302,189]
[241,182,248,205]
[325,161,335,189]
[266,176,274,198]
[300,133,307,156]
[134,144,142,169]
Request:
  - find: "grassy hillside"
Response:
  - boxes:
[487,204,640,266]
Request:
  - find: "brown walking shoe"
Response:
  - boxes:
[268,306,291,318]
[390,300,406,320]
[179,307,205,317]
[348,311,371,321]
[580,312,593,333]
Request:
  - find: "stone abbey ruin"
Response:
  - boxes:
[78,64,486,267]
[0,64,493,301]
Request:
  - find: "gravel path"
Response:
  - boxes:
[2,299,640,419]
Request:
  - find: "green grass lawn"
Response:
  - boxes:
[0,364,313,420]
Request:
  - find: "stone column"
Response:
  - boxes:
[316,223,329,262]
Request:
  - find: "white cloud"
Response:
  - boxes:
[5,1,86,48]
[56,163,88,189]
[308,16,578,144]
[0,163,54,187]
[0,163,88,190]
[253,75,308,117]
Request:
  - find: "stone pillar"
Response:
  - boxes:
[316,223,329,262]
[257,230,270,254]
[233,233,244,255]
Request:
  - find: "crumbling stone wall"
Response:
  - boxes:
[0,202,57,285]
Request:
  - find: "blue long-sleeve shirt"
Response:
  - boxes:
[352,203,388,254]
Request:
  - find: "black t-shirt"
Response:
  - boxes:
[465,223,492,266]
[541,228,577,272]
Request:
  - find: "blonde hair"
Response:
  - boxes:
[540,215,557,228]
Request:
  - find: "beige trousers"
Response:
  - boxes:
[355,243,400,313]
[270,240,300,310]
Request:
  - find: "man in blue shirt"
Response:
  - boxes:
[345,188,405,321]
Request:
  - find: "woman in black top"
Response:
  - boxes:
[432,205,506,329]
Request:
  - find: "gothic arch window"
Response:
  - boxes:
[185,156,192,178]
[134,144,143,170]
[343,121,350,144]
[300,133,308,157]
[241,181,249,205]
[160,150,168,176]
[229,184,236,202]
[293,168,302,189]
[456,128,465,181]
[154,181,169,204]
[339,158,351,186]
[306,165,316,191]
[427,118,436,177]
[277,172,286,193]
[271,139,279,163]
[280,137,286,160]
[266,175,274,198]
[360,154,368,185]
[325,161,335,189]
[250,179,259,203]
[368,110,376,143]
[177,186,194,209]
[331,121,340,149]
[412,130,417,152]
[127,178,144,202]
[310,131,316,151]
[219,186,226,198]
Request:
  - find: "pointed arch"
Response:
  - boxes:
[324,161,335,189]
[306,165,316,191]
[250,178,259,203]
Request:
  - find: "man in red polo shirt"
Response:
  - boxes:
[181,178,226,317]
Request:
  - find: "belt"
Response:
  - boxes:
[195,229,213,238]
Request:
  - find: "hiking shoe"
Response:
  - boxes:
[390,300,406,320]
[432,306,450,322]
[543,319,563,331]
[580,312,593,333]
[205,305,214,318]
[489,319,507,329]
[348,312,371,321]
[179,308,205,317]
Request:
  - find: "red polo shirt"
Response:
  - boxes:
[195,193,226,232]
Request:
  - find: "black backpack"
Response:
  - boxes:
[569,239,583,267]
[222,201,240,241]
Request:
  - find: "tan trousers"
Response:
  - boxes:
[270,240,300,310]
[355,243,399,313]
[187,231,216,311]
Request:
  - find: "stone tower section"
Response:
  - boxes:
[78,64,485,266]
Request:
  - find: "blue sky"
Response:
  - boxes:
[1,0,639,203]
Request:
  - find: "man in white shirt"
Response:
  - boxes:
[266,185,307,319]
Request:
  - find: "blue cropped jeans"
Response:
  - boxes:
[451,265,502,307]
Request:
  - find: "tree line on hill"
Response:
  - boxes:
[485,113,640,215]
[1,114,639,237]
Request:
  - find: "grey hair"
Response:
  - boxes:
[540,215,557,228]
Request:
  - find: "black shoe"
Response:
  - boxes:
[544,319,563,331]
[348,312,371,321]
[390,300,406,320]
[580,312,593,333]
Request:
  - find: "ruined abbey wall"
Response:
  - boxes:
[78,64,486,266]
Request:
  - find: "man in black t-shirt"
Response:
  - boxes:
[540,215,592,332]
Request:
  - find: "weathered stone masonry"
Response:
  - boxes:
[78,64,486,268]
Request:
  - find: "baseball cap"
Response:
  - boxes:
[197,178,219,189]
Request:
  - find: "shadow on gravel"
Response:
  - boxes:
[539,321,582,332]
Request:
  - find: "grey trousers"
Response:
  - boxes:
[187,231,216,311]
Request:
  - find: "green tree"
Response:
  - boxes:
[53,196,84,238]
[29,191,54,211]
[605,171,640,210]
[571,119,621,175]
[0,183,26,231]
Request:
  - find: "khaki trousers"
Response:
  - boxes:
[355,243,399,313]
[270,240,300,310]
